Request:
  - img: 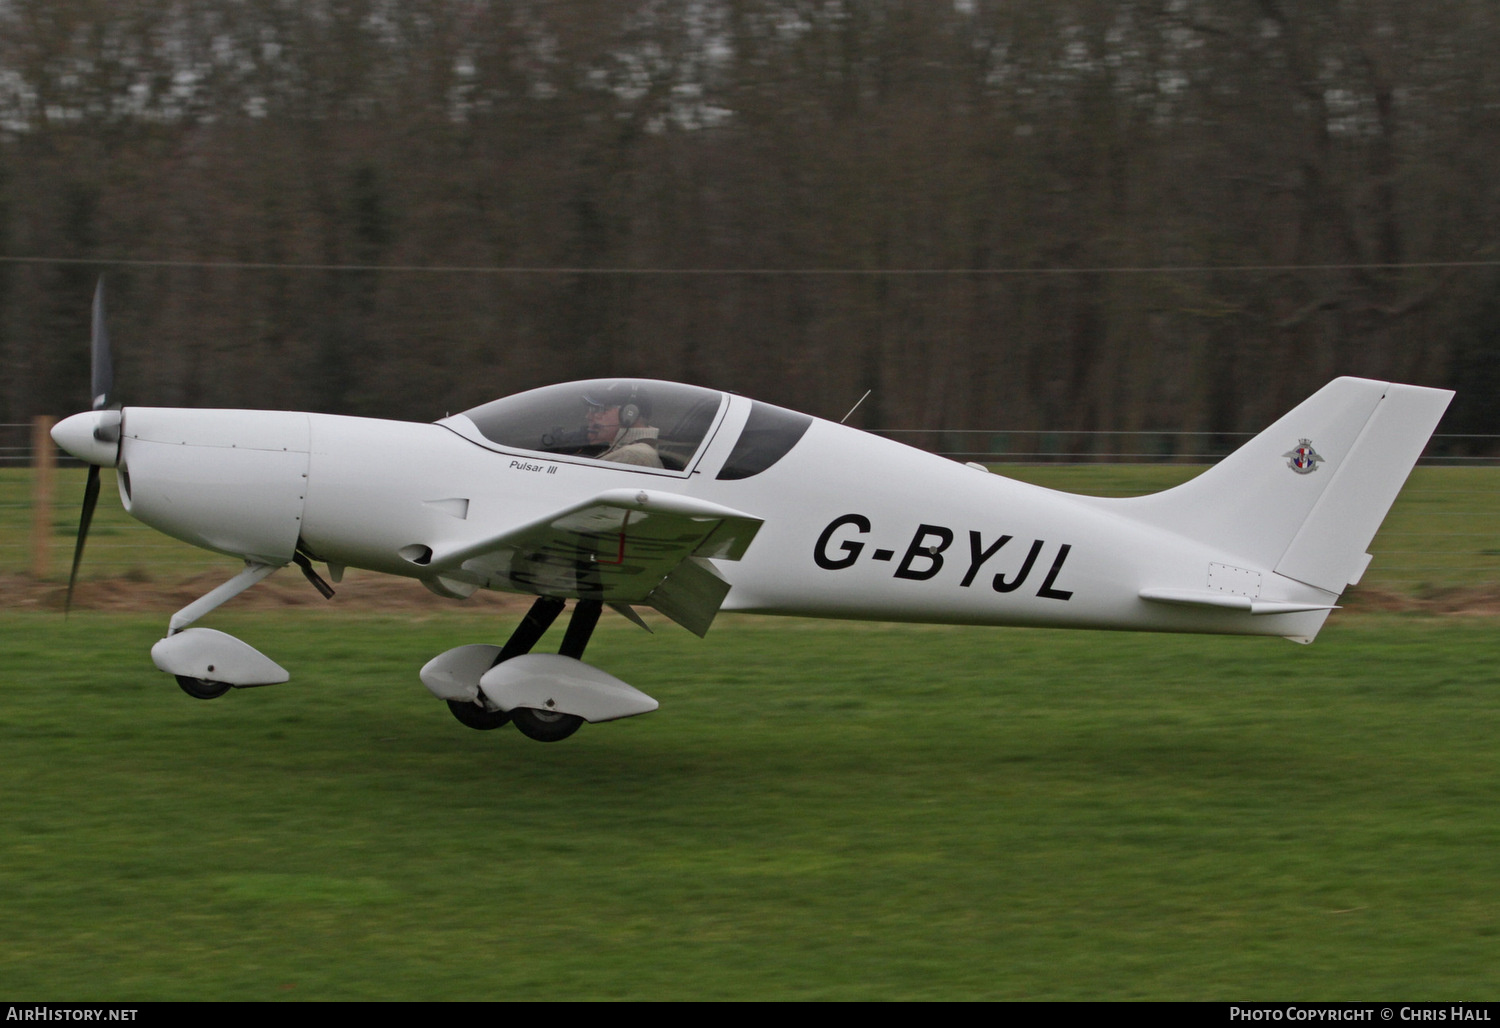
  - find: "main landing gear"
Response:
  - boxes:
[443,596,596,742]
[422,596,658,743]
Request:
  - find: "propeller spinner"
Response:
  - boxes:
[51,279,122,612]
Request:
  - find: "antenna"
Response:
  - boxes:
[840,389,871,425]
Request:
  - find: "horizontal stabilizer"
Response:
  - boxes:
[1138,587,1338,616]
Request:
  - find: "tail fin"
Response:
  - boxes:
[1107,378,1453,594]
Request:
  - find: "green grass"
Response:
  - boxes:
[2,611,1499,999]
[2,463,1498,997]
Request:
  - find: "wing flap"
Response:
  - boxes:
[647,557,732,637]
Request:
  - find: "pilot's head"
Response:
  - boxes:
[583,382,649,445]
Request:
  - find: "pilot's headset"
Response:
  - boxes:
[618,387,641,428]
[586,382,647,427]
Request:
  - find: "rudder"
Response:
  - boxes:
[1274,382,1453,592]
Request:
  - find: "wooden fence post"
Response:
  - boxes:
[31,416,54,579]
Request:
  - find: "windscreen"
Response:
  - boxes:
[458,379,725,472]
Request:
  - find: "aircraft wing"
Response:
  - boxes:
[426,489,763,636]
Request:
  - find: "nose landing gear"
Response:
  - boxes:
[149,562,292,697]
[176,676,232,700]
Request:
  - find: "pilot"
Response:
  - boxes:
[583,383,665,468]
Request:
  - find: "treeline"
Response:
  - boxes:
[2,0,1498,451]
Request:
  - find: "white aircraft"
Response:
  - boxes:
[52,284,1453,741]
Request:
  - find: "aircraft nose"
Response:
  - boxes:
[51,410,121,467]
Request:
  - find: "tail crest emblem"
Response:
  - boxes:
[1283,439,1324,474]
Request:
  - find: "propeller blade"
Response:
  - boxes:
[91,278,113,411]
[61,282,119,615]
[65,464,101,615]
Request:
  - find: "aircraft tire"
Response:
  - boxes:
[446,699,512,731]
[176,675,231,700]
[511,707,583,742]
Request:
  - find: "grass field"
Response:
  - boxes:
[2,612,1499,1000]
[2,464,1498,999]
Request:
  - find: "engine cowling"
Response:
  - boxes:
[116,408,311,564]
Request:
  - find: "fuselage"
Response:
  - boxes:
[104,389,1337,641]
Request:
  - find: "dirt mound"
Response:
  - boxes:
[4,570,534,615]
[1340,586,1500,617]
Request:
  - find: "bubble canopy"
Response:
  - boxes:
[450,379,727,471]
